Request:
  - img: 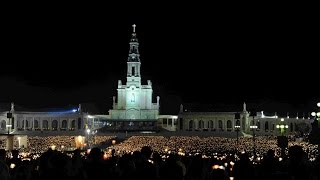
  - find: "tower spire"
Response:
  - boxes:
[132,24,136,33]
[127,24,140,62]
[126,24,142,83]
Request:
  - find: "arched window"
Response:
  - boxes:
[290,122,293,132]
[131,93,135,102]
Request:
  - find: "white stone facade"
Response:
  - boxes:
[108,25,159,121]
[177,104,312,136]
[0,111,87,134]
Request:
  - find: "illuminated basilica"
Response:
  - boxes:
[0,25,311,136]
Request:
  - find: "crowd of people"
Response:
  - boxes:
[109,135,319,160]
[0,134,319,179]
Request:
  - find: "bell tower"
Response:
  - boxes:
[110,24,159,120]
[126,24,141,87]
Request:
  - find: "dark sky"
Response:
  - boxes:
[0,4,318,114]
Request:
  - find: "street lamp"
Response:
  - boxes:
[276,118,289,136]
[249,110,257,156]
[86,129,91,148]
[250,125,257,155]
[276,118,288,158]
[234,125,241,146]
[6,124,12,134]
[311,102,320,123]
[309,102,320,145]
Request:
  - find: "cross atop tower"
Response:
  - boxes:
[132,24,136,33]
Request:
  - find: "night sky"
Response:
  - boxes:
[0,4,318,114]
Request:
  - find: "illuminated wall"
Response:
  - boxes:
[109,25,159,120]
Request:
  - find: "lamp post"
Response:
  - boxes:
[276,118,288,158]
[235,125,241,146]
[250,125,257,155]
[234,112,241,148]
[311,102,320,126]
[6,125,12,135]
[276,118,289,136]
[309,102,320,145]
[86,128,91,148]
[249,111,257,156]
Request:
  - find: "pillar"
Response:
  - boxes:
[32,117,35,130]
[67,119,70,131]
[23,119,26,131]
[40,119,43,130]
[58,118,61,131]
[81,117,85,130]
[48,118,52,130]
[13,115,17,130]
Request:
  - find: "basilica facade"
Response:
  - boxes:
[0,25,311,136]
[0,25,176,134]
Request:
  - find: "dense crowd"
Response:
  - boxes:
[0,135,319,180]
[110,136,319,160]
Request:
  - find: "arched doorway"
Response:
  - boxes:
[198,120,204,129]
[227,120,232,131]
[236,120,240,126]
[208,120,213,129]
[43,120,48,129]
[218,120,223,131]
[77,118,82,130]
[189,120,194,130]
[25,120,29,129]
[62,120,67,129]
[0,120,6,131]
[257,121,261,130]
[34,120,39,129]
[71,120,76,130]
[52,120,58,130]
